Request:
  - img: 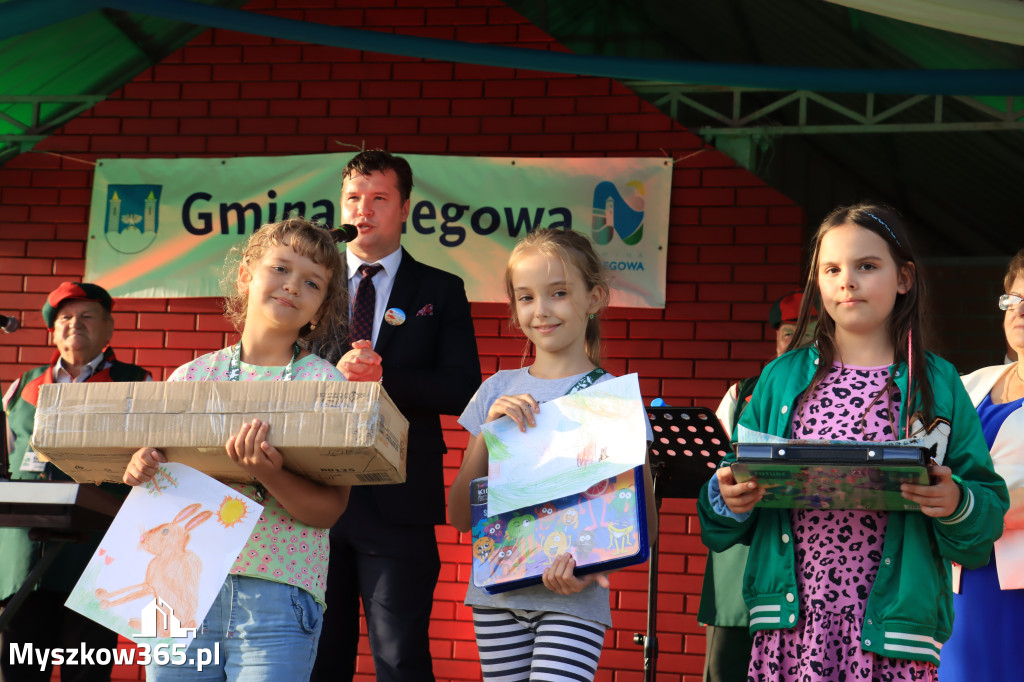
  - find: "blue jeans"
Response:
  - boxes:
[146,575,323,682]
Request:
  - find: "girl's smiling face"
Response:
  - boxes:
[817,223,912,339]
[512,250,602,360]
[239,242,330,332]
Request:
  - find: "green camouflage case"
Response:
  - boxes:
[731,443,930,511]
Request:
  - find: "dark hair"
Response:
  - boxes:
[223,218,348,353]
[788,202,935,431]
[1004,248,1024,293]
[341,150,414,202]
[504,229,610,367]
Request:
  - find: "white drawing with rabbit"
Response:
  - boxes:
[94,502,212,635]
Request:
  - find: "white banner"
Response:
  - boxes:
[85,153,671,307]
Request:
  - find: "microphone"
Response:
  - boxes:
[331,224,358,244]
[0,314,19,333]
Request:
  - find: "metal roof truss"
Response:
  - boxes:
[0,95,106,158]
[626,83,1024,139]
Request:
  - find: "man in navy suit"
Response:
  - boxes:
[311,151,481,682]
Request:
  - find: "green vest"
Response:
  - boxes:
[697,374,759,628]
[1,354,148,600]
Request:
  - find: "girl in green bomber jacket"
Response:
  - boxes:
[698,203,1008,682]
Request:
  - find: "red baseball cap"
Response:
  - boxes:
[41,282,113,330]
[769,291,816,329]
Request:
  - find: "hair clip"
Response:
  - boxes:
[861,211,901,247]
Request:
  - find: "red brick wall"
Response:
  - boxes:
[0,1,805,680]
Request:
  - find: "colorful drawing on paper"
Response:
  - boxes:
[66,463,262,647]
[481,373,647,516]
[471,469,646,590]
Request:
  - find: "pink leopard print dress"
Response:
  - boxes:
[747,364,937,682]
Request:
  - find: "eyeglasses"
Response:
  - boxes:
[999,294,1023,311]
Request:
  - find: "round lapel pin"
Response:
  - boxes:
[384,308,406,326]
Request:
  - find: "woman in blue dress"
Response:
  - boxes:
[942,249,1024,680]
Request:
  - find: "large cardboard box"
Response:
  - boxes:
[31,381,407,486]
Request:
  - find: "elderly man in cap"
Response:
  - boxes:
[700,291,817,682]
[714,291,818,432]
[0,282,150,682]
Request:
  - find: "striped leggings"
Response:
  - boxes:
[472,606,607,682]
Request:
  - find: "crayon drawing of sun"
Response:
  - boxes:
[217,496,249,528]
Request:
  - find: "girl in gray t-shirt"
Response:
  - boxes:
[448,230,656,682]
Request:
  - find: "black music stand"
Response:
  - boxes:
[0,481,121,629]
[633,406,732,682]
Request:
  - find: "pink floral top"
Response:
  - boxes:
[168,347,345,608]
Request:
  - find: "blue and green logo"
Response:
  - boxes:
[103,184,161,254]
[592,180,645,246]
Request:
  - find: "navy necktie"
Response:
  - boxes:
[351,263,383,343]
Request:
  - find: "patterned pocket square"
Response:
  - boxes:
[416,304,434,316]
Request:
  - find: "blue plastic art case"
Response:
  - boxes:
[470,466,649,593]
